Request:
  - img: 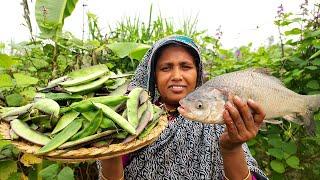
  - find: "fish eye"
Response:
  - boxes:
[196,101,203,109]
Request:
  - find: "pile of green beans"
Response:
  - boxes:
[0,65,164,155]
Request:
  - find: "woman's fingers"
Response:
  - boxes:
[225,100,246,135]
[223,110,238,138]
[232,96,256,132]
[247,99,266,127]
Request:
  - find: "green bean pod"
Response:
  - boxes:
[60,69,108,87]
[123,101,153,143]
[71,110,103,140]
[138,105,165,139]
[0,104,33,119]
[109,80,130,96]
[11,119,50,146]
[44,93,83,101]
[68,95,128,112]
[127,87,144,128]
[100,116,117,129]
[93,102,136,135]
[64,76,109,93]
[36,118,83,155]
[51,110,80,134]
[33,98,60,118]
[59,130,116,149]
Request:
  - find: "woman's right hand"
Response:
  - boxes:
[100,156,124,180]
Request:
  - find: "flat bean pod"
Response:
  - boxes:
[60,70,108,87]
[71,110,103,140]
[69,95,128,112]
[33,98,60,118]
[127,87,144,128]
[51,110,80,134]
[0,104,33,119]
[59,130,116,149]
[65,76,109,93]
[11,119,50,146]
[93,102,136,135]
[36,118,83,154]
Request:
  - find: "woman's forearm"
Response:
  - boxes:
[221,146,252,180]
[100,157,124,180]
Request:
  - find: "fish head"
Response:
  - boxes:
[178,88,226,124]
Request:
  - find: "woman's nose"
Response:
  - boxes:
[172,68,182,80]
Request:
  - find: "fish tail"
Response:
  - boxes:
[306,94,320,110]
[301,110,316,136]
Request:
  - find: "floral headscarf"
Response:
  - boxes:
[102,35,268,180]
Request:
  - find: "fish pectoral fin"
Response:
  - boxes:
[282,114,303,125]
[263,119,283,125]
[259,122,268,131]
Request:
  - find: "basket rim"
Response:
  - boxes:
[0,115,168,162]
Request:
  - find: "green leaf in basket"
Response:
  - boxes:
[39,163,60,180]
[57,167,74,180]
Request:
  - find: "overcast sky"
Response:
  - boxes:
[0,0,316,48]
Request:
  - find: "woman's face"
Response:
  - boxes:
[155,45,198,108]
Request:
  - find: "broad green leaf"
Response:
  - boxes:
[268,148,284,159]
[32,58,50,69]
[6,93,24,107]
[0,74,14,88]
[286,156,300,169]
[0,139,11,150]
[13,73,39,87]
[0,54,17,69]
[309,50,320,60]
[8,172,22,180]
[270,160,285,173]
[129,45,151,60]
[35,0,79,38]
[268,138,283,148]
[306,80,319,90]
[284,28,301,36]
[0,160,17,180]
[305,30,320,38]
[311,58,320,66]
[305,66,317,70]
[247,139,257,146]
[39,164,60,180]
[63,0,79,20]
[283,142,297,155]
[20,88,37,101]
[107,42,150,60]
[57,167,74,180]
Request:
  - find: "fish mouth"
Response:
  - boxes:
[178,100,196,119]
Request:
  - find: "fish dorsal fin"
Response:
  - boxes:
[247,68,285,86]
[250,68,272,75]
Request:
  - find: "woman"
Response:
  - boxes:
[99,35,268,180]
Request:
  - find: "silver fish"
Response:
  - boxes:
[178,69,320,135]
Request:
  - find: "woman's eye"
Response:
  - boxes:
[182,65,193,70]
[161,67,170,71]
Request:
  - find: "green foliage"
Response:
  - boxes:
[0,161,17,180]
[1,1,319,180]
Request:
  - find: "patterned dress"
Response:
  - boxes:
[99,35,268,180]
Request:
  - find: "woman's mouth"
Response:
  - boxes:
[169,85,186,93]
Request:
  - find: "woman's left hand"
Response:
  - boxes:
[219,95,265,151]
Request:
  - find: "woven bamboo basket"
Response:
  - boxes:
[0,115,168,162]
